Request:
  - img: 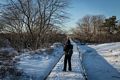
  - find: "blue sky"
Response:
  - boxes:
[0,0,120,30]
[64,0,120,30]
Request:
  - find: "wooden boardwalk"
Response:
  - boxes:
[46,42,85,80]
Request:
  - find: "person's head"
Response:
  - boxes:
[67,38,71,44]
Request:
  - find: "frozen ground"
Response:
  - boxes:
[79,42,120,80]
[46,42,85,80]
[90,42,120,72]
[0,43,64,80]
[1,41,120,80]
[16,43,64,80]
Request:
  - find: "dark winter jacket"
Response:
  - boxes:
[64,40,73,55]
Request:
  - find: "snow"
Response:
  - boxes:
[0,47,18,56]
[89,42,120,72]
[79,42,120,80]
[0,42,64,80]
[14,43,64,80]
[46,42,85,80]
[1,41,120,80]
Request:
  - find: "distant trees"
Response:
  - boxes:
[102,16,118,34]
[73,15,120,43]
[0,0,68,49]
[72,15,105,42]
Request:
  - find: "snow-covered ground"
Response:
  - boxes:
[1,41,120,80]
[79,42,120,80]
[90,42,120,72]
[0,43,64,80]
[46,42,85,80]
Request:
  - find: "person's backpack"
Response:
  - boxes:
[63,44,69,52]
[68,44,73,55]
[64,44,73,55]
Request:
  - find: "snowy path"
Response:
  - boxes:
[46,42,85,80]
[79,45,120,80]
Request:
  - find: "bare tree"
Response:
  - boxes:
[0,0,69,49]
[73,15,105,42]
[76,15,92,42]
[91,15,105,34]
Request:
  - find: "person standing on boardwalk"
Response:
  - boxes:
[63,38,73,71]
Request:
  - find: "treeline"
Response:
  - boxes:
[72,15,120,43]
[0,0,68,49]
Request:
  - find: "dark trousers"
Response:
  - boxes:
[63,54,72,71]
